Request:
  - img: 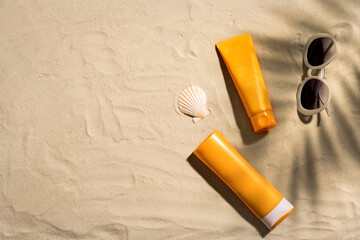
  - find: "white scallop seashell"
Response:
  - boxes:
[177,86,210,123]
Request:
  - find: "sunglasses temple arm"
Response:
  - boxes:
[323,41,335,57]
[319,94,332,116]
[325,106,332,116]
[321,37,335,116]
[320,68,325,78]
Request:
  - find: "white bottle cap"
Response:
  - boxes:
[260,197,294,229]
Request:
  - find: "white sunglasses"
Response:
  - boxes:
[297,33,338,116]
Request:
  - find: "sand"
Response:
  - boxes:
[0,0,359,239]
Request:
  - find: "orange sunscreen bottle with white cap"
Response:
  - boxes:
[194,130,294,229]
[216,33,276,133]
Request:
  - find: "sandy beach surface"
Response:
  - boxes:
[1,0,359,239]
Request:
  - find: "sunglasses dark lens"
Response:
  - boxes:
[301,79,324,110]
[307,37,335,66]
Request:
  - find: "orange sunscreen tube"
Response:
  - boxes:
[216,33,276,133]
[194,130,294,229]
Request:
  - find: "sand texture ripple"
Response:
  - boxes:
[0,0,359,239]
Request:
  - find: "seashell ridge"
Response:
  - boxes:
[177,86,210,123]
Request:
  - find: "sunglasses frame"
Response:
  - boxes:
[297,75,332,116]
[303,33,338,70]
[297,33,337,116]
